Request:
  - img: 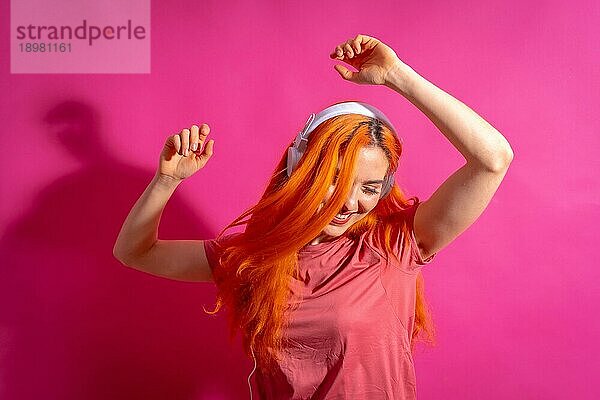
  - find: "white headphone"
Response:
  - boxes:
[286,101,401,198]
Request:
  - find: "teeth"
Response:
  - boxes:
[334,213,351,220]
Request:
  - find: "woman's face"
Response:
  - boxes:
[311,146,390,245]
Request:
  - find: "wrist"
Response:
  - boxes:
[384,61,419,97]
[153,172,183,190]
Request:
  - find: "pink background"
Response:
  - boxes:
[1,0,598,399]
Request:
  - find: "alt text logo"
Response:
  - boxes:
[11,0,150,74]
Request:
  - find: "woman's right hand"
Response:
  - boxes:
[158,123,214,182]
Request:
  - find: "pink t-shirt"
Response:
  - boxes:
[204,202,436,399]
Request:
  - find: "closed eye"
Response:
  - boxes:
[331,172,380,195]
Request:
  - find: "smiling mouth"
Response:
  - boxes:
[331,213,354,225]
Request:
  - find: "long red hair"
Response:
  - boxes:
[204,109,436,371]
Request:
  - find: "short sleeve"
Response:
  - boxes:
[203,232,242,276]
[379,201,436,272]
[404,201,436,267]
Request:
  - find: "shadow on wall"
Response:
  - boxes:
[0,100,249,400]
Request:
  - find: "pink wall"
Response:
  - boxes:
[1,0,598,398]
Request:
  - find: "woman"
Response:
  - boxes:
[113,34,513,399]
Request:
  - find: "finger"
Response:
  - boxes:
[351,37,361,54]
[329,45,344,59]
[171,134,182,154]
[190,124,200,151]
[343,42,354,58]
[355,34,379,51]
[197,123,210,152]
[196,139,214,166]
[180,128,190,156]
[333,64,358,83]
[204,139,214,157]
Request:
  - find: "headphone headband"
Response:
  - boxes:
[286,101,399,198]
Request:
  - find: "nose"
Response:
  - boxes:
[341,188,360,213]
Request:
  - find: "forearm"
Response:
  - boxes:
[385,61,513,171]
[113,172,181,264]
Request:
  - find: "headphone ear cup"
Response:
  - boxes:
[287,147,302,177]
[380,174,395,198]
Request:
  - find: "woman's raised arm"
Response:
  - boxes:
[331,34,513,259]
[113,124,216,282]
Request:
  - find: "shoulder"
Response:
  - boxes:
[203,231,244,262]
[206,231,243,248]
[372,201,436,267]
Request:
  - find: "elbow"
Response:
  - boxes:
[486,144,514,173]
[113,242,155,269]
[114,254,135,269]
[485,128,514,172]
[499,147,514,169]
[500,135,515,164]
[113,244,132,267]
[503,140,515,163]
[112,251,127,266]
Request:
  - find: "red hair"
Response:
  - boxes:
[204,111,436,371]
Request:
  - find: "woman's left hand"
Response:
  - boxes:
[329,34,401,85]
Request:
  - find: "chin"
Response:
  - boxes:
[325,216,356,234]
[324,225,347,236]
[315,215,362,244]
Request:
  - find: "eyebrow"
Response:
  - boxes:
[335,168,384,185]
